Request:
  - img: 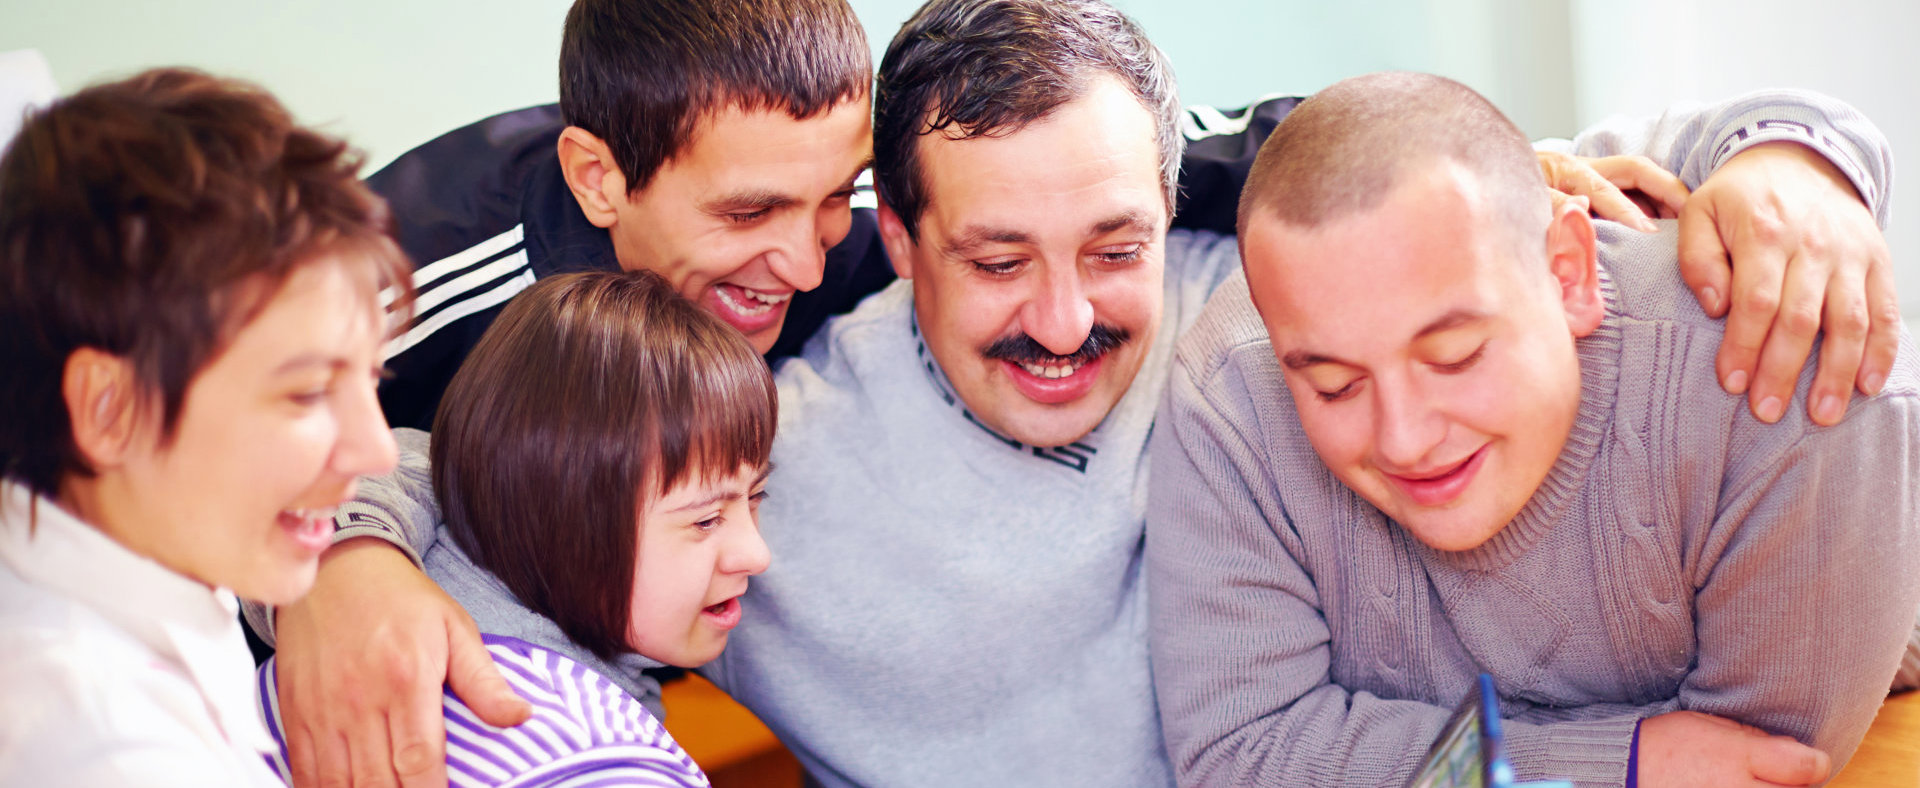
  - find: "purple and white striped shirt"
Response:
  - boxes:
[257,634,710,788]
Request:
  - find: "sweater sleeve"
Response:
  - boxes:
[1679,375,1920,770]
[240,428,443,646]
[1541,88,1893,229]
[1147,342,1664,788]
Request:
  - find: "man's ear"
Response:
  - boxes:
[1545,195,1604,338]
[557,126,630,229]
[875,201,917,280]
[62,347,141,470]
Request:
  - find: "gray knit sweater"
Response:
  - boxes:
[1145,225,1920,787]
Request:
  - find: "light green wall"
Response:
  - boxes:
[2,0,1576,169]
[1,1,573,169]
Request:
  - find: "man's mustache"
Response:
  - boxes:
[980,323,1133,367]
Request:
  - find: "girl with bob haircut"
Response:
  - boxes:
[260,269,776,786]
[0,68,409,784]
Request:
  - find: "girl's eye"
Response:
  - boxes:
[289,387,330,406]
[749,490,770,505]
[1433,343,1487,374]
[694,515,723,532]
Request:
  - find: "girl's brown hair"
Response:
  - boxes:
[431,270,777,660]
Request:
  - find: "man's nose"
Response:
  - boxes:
[767,214,828,293]
[1373,375,1446,471]
[1019,263,1095,357]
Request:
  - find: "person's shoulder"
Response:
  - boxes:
[1594,220,1717,332]
[776,279,916,390]
[471,636,663,740]
[366,104,564,200]
[1170,270,1273,388]
[457,636,707,784]
[365,104,566,266]
[0,587,243,784]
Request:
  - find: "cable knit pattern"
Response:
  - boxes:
[1146,222,1920,788]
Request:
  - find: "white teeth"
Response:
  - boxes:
[714,286,771,316]
[742,289,791,305]
[1019,361,1082,380]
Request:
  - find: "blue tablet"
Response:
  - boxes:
[1406,674,1572,788]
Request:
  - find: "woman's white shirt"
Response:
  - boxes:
[0,482,283,787]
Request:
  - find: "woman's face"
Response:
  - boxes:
[94,258,397,605]
[626,462,772,667]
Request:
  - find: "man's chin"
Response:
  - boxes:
[977,397,1110,449]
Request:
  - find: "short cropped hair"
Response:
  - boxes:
[559,0,871,195]
[873,0,1182,239]
[0,68,411,500]
[431,270,778,661]
[1237,72,1549,248]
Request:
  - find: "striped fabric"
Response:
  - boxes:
[383,223,538,362]
[257,635,709,788]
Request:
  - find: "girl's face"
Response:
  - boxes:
[626,462,772,667]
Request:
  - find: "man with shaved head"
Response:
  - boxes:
[1147,72,1920,788]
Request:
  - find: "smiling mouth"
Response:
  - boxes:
[701,596,744,629]
[1384,446,1488,507]
[713,284,792,316]
[1017,359,1086,380]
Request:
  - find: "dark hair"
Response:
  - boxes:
[431,270,778,660]
[1236,71,1549,244]
[0,67,412,500]
[559,0,872,195]
[872,0,1181,239]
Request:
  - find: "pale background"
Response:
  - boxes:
[3,0,1914,323]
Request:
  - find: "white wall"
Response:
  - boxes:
[1569,0,1920,324]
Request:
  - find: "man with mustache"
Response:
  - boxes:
[287,0,1908,785]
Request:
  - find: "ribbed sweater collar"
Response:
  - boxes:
[1424,265,1622,573]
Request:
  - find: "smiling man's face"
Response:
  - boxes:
[1244,160,1599,551]
[604,99,874,353]
[877,75,1167,448]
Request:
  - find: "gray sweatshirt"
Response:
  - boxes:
[1146,235,1920,786]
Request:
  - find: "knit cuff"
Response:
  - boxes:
[1707,105,1887,228]
[1504,715,1639,787]
[331,501,426,569]
[238,502,426,648]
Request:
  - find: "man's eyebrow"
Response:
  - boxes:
[1412,308,1488,340]
[1279,309,1490,370]
[942,225,1033,258]
[843,157,875,189]
[1280,350,1346,371]
[703,190,797,214]
[1092,210,1155,236]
